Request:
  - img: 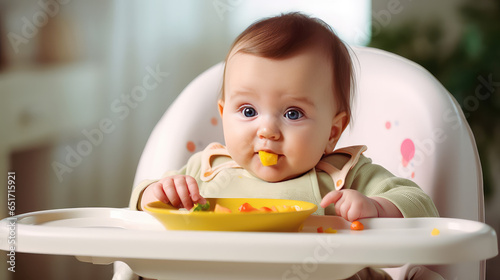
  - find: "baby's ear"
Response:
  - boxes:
[217,100,225,117]
[325,112,348,153]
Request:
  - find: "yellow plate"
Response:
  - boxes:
[144,198,317,232]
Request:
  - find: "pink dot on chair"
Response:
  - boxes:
[401,138,415,167]
[385,121,391,129]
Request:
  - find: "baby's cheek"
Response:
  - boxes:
[289,148,322,174]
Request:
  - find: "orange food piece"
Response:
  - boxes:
[431,228,440,236]
[260,207,273,212]
[238,202,259,212]
[350,221,364,230]
[237,203,298,213]
[317,226,324,233]
[214,204,232,213]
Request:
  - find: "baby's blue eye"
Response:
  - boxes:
[284,109,303,120]
[242,107,257,118]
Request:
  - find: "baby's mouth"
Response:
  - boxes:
[258,150,278,166]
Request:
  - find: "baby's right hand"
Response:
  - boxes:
[140,175,206,210]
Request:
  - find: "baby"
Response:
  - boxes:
[129,12,442,280]
[131,12,438,222]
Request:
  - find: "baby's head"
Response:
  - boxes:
[218,12,355,182]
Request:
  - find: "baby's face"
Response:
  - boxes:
[219,48,345,182]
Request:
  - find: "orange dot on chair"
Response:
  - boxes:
[211,117,218,126]
[186,141,196,152]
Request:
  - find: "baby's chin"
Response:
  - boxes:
[256,172,287,183]
[248,164,308,183]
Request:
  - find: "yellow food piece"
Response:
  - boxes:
[431,228,440,236]
[324,227,337,234]
[274,205,300,212]
[259,151,278,166]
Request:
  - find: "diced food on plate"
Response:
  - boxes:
[191,201,211,212]
[214,204,232,213]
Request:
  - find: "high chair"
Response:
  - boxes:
[129,46,494,279]
[0,47,497,280]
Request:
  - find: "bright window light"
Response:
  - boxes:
[226,0,371,46]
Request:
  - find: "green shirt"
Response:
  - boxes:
[130,143,439,218]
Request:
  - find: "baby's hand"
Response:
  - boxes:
[140,175,206,210]
[320,189,380,222]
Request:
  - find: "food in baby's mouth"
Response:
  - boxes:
[259,150,278,166]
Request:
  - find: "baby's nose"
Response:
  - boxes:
[257,121,281,140]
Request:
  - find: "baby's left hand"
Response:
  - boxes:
[320,189,380,222]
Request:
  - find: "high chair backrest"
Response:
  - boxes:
[133,46,485,279]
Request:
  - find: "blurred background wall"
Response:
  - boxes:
[0,0,498,279]
[369,0,500,279]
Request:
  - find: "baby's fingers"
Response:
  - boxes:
[175,176,204,209]
[150,182,169,204]
[320,190,343,208]
[336,198,352,220]
[161,177,182,207]
[346,201,363,222]
[173,176,198,209]
[185,176,206,205]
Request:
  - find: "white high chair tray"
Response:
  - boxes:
[1,208,497,280]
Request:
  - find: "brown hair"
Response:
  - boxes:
[221,12,355,123]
